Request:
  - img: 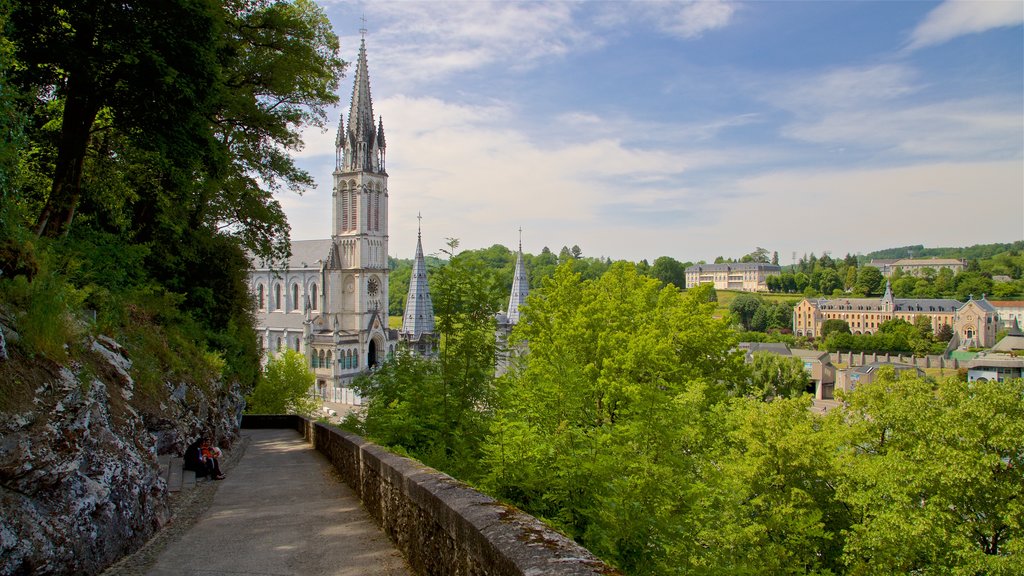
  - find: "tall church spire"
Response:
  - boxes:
[400,214,435,352]
[507,229,529,325]
[342,37,383,173]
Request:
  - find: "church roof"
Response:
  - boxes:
[400,219,435,341]
[251,239,332,271]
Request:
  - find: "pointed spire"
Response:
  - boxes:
[377,117,386,171]
[400,213,435,341]
[344,36,380,173]
[334,113,345,170]
[507,229,529,325]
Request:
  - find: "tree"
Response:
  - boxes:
[729,293,762,331]
[772,251,779,265]
[855,266,884,296]
[247,349,319,416]
[954,271,994,302]
[10,0,223,237]
[349,240,498,478]
[816,268,842,295]
[649,255,687,289]
[742,247,770,263]
[744,352,811,400]
[834,372,1024,573]
[483,262,746,573]
[821,318,851,339]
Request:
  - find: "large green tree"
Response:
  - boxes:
[834,371,1024,573]
[9,0,222,237]
[246,348,319,416]
[483,262,746,573]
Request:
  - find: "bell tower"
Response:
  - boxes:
[327,33,390,364]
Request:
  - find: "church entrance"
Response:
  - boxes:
[367,339,378,368]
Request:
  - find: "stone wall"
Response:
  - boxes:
[242,415,620,576]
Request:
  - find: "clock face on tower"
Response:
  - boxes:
[367,276,379,296]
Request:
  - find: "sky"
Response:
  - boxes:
[283,0,1024,264]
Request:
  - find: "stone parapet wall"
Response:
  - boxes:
[242,415,619,576]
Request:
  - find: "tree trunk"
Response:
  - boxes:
[34,17,101,238]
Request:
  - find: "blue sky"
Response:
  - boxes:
[286,0,1024,264]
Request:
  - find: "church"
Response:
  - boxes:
[249,36,403,403]
[248,37,527,403]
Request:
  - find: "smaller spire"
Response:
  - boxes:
[507,230,529,325]
[401,215,435,347]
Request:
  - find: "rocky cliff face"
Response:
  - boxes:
[0,335,245,576]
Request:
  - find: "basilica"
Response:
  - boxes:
[248,37,525,403]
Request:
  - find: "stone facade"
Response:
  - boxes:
[867,257,966,277]
[685,262,781,292]
[792,283,1000,347]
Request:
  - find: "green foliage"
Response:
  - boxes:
[834,372,1024,573]
[246,348,319,416]
[729,292,762,331]
[649,255,689,289]
[483,262,746,572]
[350,242,497,479]
[821,318,851,339]
[0,255,83,361]
[745,352,811,400]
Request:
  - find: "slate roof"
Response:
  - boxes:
[251,239,332,270]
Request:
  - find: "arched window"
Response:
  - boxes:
[276,336,282,350]
[312,353,318,369]
[292,283,300,310]
[341,184,349,231]
[349,181,358,230]
[294,337,300,352]
[326,351,332,365]
[274,285,281,310]
[310,284,318,310]
[319,350,325,369]
[257,285,265,309]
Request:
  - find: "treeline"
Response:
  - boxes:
[0,0,344,403]
[387,243,690,316]
[388,242,1024,320]
[867,241,1024,262]
[349,258,1023,576]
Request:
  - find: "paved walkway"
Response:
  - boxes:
[144,429,410,576]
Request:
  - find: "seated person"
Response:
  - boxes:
[183,437,225,480]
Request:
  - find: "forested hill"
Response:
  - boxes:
[867,241,1024,261]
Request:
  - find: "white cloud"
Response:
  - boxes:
[730,161,1024,262]
[657,0,738,39]
[337,1,602,88]
[783,96,1023,159]
[908,0,1024,50]
[766,64,920,112]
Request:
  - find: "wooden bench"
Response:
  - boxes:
[158,454,196,492]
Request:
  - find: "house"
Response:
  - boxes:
[835,362,924,394]
[867,257,966,278]
[685,262,781,292]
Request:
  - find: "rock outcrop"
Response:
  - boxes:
[0,335,245,576]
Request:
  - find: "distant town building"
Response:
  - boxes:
[991,300,1024,329]
[792,282,999,348]
[866,257,966,278]
[685,262,781,292]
